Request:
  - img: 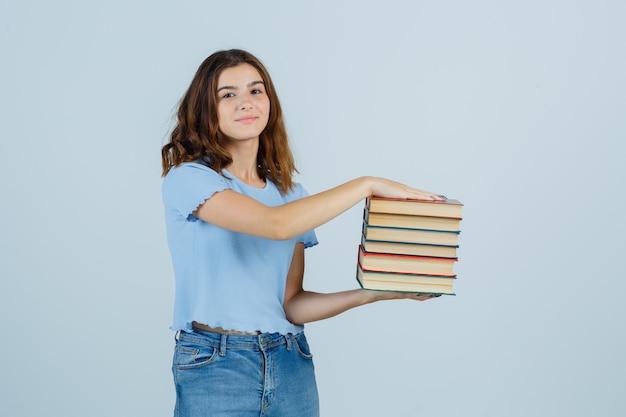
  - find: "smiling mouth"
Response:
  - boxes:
[237,116,257,124]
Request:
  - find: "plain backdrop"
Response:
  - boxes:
[1,1,624,416]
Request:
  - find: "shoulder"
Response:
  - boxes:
[162,162,230,205]
[289,181,311,199]
[165,161,217,178]
[268,180,311,202]
[164,162,225,185]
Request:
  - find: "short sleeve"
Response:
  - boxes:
[292,183,319,249]
[299,229,318,249]
[162,163,229,220]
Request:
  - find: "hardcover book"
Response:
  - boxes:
[362,224,460,247]
[356,264,456,295]
[361,234,458,259]
[357,245,457,276]
[366,196,463,218]
[364,208,461,232]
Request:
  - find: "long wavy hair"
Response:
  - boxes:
[161,49,297,193]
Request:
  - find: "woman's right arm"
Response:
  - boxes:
[194,176,444,240]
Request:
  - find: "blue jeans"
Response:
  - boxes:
[172,329,319,417]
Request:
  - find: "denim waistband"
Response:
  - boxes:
[178,328,300,353]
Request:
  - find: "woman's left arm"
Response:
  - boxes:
[283,243,438,325]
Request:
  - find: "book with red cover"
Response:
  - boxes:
[357,245,457,276]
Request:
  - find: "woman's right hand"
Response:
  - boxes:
[194,176,445,241]
[364,176,446,201]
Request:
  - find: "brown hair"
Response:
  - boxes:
[161,49,297,193]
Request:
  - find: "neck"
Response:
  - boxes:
[224,140,264,187]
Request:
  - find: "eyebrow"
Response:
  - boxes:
[217,80,265,93]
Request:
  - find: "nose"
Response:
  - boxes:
[238,96,253,110]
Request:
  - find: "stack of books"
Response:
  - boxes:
[356,196,463,295]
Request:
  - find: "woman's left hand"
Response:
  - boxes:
[363,289,442,302]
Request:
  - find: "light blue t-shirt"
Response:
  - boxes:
[162,162,318,334]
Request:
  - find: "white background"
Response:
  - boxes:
[1,1,624,416]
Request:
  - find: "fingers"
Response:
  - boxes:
[368,290,443,302]
[411,293,442,301]
[371,178,447,202]
[371,178,447,201]
[418,192,447,201]
[408,188,447,201]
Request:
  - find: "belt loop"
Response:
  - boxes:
[219,334,227,356]
[285,333,293,351]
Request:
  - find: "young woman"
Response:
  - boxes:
[161,49,444,417]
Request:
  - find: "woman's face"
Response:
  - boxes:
[216,63,271,143]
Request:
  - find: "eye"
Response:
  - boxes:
[251,88,264,95]
[221,92,235,99]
